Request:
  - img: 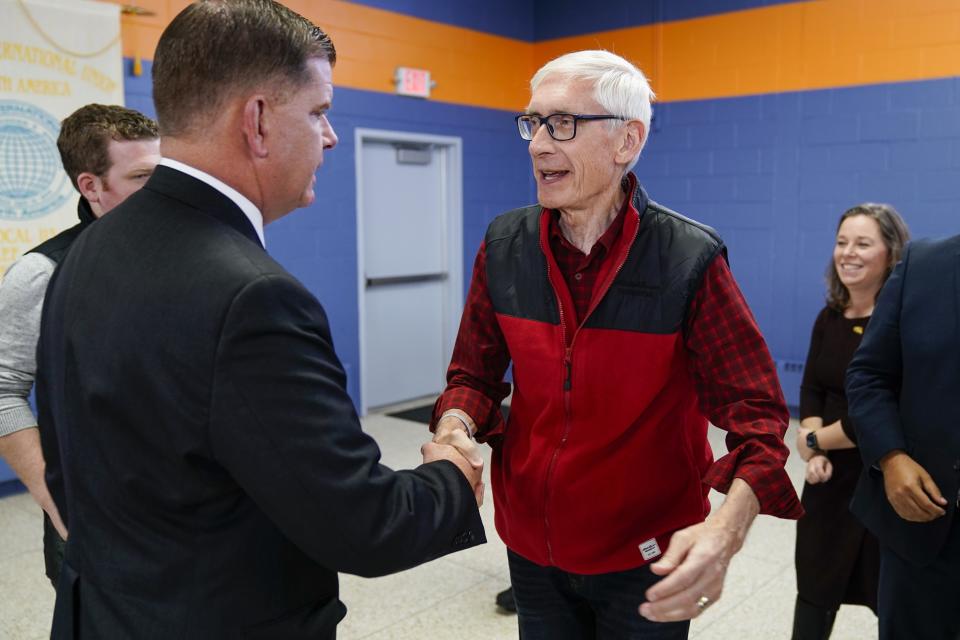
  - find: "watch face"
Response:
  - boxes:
[806,432,817,449]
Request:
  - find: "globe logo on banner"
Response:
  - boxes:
[0,100,72,220]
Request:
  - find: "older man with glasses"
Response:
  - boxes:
[429,50,802,639]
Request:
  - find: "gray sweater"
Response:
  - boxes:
[0,252,56,436]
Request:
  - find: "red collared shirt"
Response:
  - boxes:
[547,198,628,326]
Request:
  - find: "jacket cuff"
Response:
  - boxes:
[703,457,804,520]
[431,390,505,442]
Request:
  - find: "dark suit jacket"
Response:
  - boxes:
[36,166,485,639]
[847,235,960,566]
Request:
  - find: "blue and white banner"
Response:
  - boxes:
[0,0,122,275]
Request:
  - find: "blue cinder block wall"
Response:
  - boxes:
[126,4,960,412]
[5,0,958,489]
[126,75,960,411]
[638,77,960,405]
[126,58,533,406]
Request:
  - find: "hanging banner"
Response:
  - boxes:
[0,0,122,275]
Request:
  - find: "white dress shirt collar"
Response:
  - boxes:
[158,158,265,248]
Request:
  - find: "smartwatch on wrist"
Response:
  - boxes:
[806,430,823,452]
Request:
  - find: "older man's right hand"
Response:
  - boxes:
[432,414,483,466]
[421,441,484,506]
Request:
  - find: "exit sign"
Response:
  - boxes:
[395,67,432,98]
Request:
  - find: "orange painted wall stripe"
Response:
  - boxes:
[106,0,960,110]
[313,1,532,111]
[538,0,960,102]
[104,0,533,111]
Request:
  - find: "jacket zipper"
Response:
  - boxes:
[540,223,568,564]
[539,202,641,564]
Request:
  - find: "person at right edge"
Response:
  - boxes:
[35,2,484,638]
[846,233,960,637]
[791,203,909,639]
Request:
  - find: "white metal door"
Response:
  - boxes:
[357,131,462,413]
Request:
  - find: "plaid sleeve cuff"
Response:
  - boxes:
[431,387,506,442]
[703,444,804,519]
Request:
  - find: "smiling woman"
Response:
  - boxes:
[824,204,911,319]
[792,203,910,640]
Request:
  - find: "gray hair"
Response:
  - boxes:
[531,50,655,171]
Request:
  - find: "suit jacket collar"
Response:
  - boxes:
[143,165,264,249]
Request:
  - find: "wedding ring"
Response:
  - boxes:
[696,595,711,612]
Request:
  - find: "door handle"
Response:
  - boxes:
[365,272,448,287]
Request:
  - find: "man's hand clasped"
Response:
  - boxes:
[423,414,485,506]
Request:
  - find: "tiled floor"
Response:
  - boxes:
[0,415,877,639]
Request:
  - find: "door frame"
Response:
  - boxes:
[355,128,464,415]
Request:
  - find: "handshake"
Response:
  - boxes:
[421,412,485,506]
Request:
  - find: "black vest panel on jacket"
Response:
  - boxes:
[485,204,560,325]
[484,188,725,335]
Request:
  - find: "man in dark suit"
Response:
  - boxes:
[847,235,960,640]
[35,1,485,638]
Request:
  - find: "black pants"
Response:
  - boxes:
[878,512,960,640]
[791,596,837,640]
[508,550,689,640]
[43,512,66,590]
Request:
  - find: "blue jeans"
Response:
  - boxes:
[508,550,690,640]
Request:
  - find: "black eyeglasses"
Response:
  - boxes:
[515,113,625,141]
